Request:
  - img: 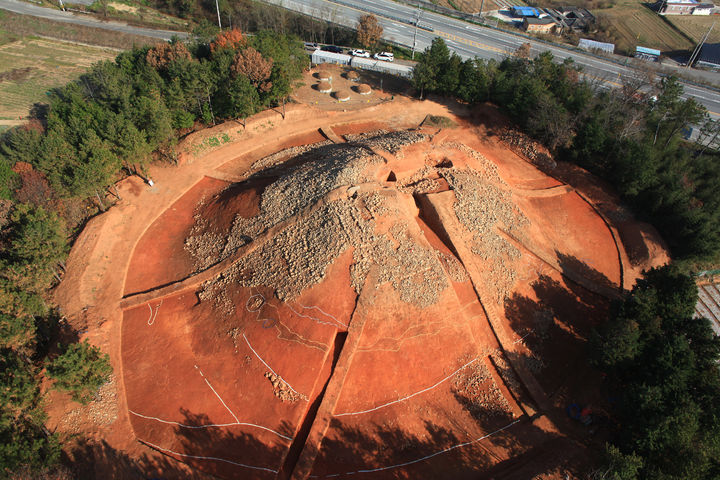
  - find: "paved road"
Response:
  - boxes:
[268,0,720,118]
[0,0,187,40]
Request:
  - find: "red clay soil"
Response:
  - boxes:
[122,250,359,478]
[52,99,469,478]
[514,192,622,289]
[332,121,389,137]
[123,125,632,478]
[123,176,229,296]
[53,96,670,480]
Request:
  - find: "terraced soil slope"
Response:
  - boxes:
[118,123,637,479]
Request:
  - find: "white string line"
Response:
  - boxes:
[334,357,480,417]
[147,299,163,326]
[513,331,532,344]
[129,410,293,441]
[247,292,346,329]
[242,333,305,398]
[322,418,522,477]
[195,365,240,424]
[246,294,265,313]
[286,303,347,329]
[138,438,279,474]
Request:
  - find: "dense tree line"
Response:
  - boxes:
[413,38,720,263]
[0,28,305,476]
[591,266,720,479]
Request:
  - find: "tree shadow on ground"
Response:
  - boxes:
[62,409,294,479]
[503,273,606,398]
[313,411,584,479]
[556,251,619,295]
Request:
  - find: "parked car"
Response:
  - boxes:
[304,42,319,49]
[321,45,344,54]
[373,52,394,62]
[351,49,371,58]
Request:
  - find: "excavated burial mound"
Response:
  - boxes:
[121,128,622,479]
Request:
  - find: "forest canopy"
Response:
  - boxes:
[0,28,305,477]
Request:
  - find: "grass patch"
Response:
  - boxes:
[664,15,720,45]
[0,36,118,119]
[421,115,457,128]
[191,132,234,155]
[0,10,158,50]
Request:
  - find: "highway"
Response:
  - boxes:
[267,0,720,117]
[1,0,718,116]
[0,0,187,40]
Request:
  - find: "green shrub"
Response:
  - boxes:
[46,341,112,404]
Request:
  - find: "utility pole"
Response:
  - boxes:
[215,0,222,29]
[412,7,421,60]
[58,0,65,11]
[478,0,484,18]
[687,21,714,69]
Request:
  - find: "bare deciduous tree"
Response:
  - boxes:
[356,14,383,49]
[232,47,273,92]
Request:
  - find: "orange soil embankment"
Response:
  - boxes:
[124,176,229,296]
[514,192,622,292]
[54,100,456,467]
[54,96,668,479]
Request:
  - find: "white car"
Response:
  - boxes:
[373,52,394,62]
[351,49,371,58]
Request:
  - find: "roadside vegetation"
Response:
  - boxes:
[0,28,119,130]
[0,28,305,477]
[0,9,158,50]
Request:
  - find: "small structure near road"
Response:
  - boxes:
[545,6,595,32]
[312,51,412,79]
[653,0,714,15]
[312,49,351,66]
[635,46,662,62]
[523,17,556,34]
[578,38,615,55]
[349,56,413,79]
[511,6,542,17]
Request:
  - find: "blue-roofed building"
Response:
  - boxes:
[511,6,542,17]
[635,46,661,61]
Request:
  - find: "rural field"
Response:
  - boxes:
[0,33,118,129]
[665,14,720,44]
[590,2,693,54]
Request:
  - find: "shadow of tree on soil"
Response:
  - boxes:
[556,251,619,295]
[503,272,607,399]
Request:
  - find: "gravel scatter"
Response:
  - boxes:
[191,131,450,310]
[187,130,525,312]
[441,168,528,301]
[264,372,307,402]
[452,361,512,419]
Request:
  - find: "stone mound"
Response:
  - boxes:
[333,89,350,101]
[122,126,625,479]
